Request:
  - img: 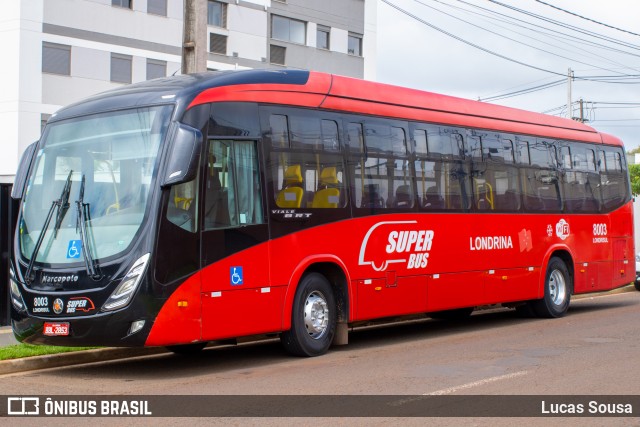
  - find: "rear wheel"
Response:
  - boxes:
[532,257,571,318]
[634,278,640,292]
[166,342,207,356]
[281,273,336,357]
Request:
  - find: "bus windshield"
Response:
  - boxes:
[19,105,173,266]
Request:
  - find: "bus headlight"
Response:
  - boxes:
[9,268,26,312]
[102,253,150,312]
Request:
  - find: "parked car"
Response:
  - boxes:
[635,253,640,291]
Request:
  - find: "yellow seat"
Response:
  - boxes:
[276,165,304,208]
[312,167,341,208]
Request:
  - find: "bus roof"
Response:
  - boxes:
[50,69,619,147]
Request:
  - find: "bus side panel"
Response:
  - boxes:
[199,243,276,341]
[612,237,634,287]
[483,267,540,305]
[426,272,485,312]
[201,286,286,341]
[145,273,202,346]
[355,275,427,320]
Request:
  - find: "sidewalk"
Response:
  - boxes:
[0,325,18,346]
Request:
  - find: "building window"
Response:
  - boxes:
[112,0,132,9]
[348,33,363,56]
[270,45,286,65]
[147,0,167,16]
[208,1,227,27]
[271,15,306,45]
[317,25,330,50]
[42,42,71,75]
[146,59,166,80]
[210,33,227,55]
[111,53,132,83]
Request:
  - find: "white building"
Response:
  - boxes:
[0,0,377,183]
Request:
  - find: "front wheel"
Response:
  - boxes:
[634,278,640,292]
[281,273,336,357]
[532,257,572,318]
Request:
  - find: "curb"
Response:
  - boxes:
[0,347,167,376]
[0,285,636,375]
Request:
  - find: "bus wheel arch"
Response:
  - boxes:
[281,260,351,357]
[534,251,574,318]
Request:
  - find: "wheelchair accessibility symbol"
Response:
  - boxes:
[230,267,243,286]
[67,240,82,259]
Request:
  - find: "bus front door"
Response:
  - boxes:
[199,140,282,341]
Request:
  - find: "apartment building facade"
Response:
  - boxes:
[0,0,377,182]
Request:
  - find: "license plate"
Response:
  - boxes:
[43,322,70,336]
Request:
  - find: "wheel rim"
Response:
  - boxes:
[549,269,567,306]
[303,291,329,340]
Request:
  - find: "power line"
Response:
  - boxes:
[479,79,565,102]
[534,0,640,38]
[380,0,567,77]
[432,0,640,74]
[411,0,636,76]
[443,0,640,78]
[487,0,640,52]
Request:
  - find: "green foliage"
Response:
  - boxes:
[0,343,96,360]
[629,164,640,196]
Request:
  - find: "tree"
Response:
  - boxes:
[629,164,640,196]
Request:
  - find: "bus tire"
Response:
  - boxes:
[166,342,207,355]
[532,257,571,318]
[281,273,336,357]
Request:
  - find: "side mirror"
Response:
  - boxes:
[11,141,39,200]
[161,123,203,187]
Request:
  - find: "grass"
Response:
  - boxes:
[0,343,98,361]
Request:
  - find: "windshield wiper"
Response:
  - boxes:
[25,170,73,284]
[75,175,102,281]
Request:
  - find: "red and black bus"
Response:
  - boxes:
[10,70,633,356]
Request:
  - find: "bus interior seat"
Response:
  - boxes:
[167,193,196,232]
[311,167,341,208]
[393,184,412,208]
[361,183,384,208]
[422,186,444,209]
[495,189,519,211]
[276,164,304,208]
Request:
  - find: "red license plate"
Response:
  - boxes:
[43,322,70,336]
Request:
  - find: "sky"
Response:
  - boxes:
[376,0,640,150]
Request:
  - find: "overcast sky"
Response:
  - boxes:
[376,0,640,150]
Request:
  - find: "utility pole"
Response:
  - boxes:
[182,0,207,74]
[579,98,585,123]
[567,67,574,120]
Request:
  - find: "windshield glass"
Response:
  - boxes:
[19,105,173,265]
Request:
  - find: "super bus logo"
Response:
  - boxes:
[358,221,434,272]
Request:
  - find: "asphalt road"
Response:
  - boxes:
[2,291,639,426]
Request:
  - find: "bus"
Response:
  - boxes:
[9,70,634,357]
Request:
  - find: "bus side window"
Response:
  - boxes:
[356,122,413,210]
[167,178,198,233]
[205,140,264,229]
[521,141,561,212]
[600,148,629,211]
